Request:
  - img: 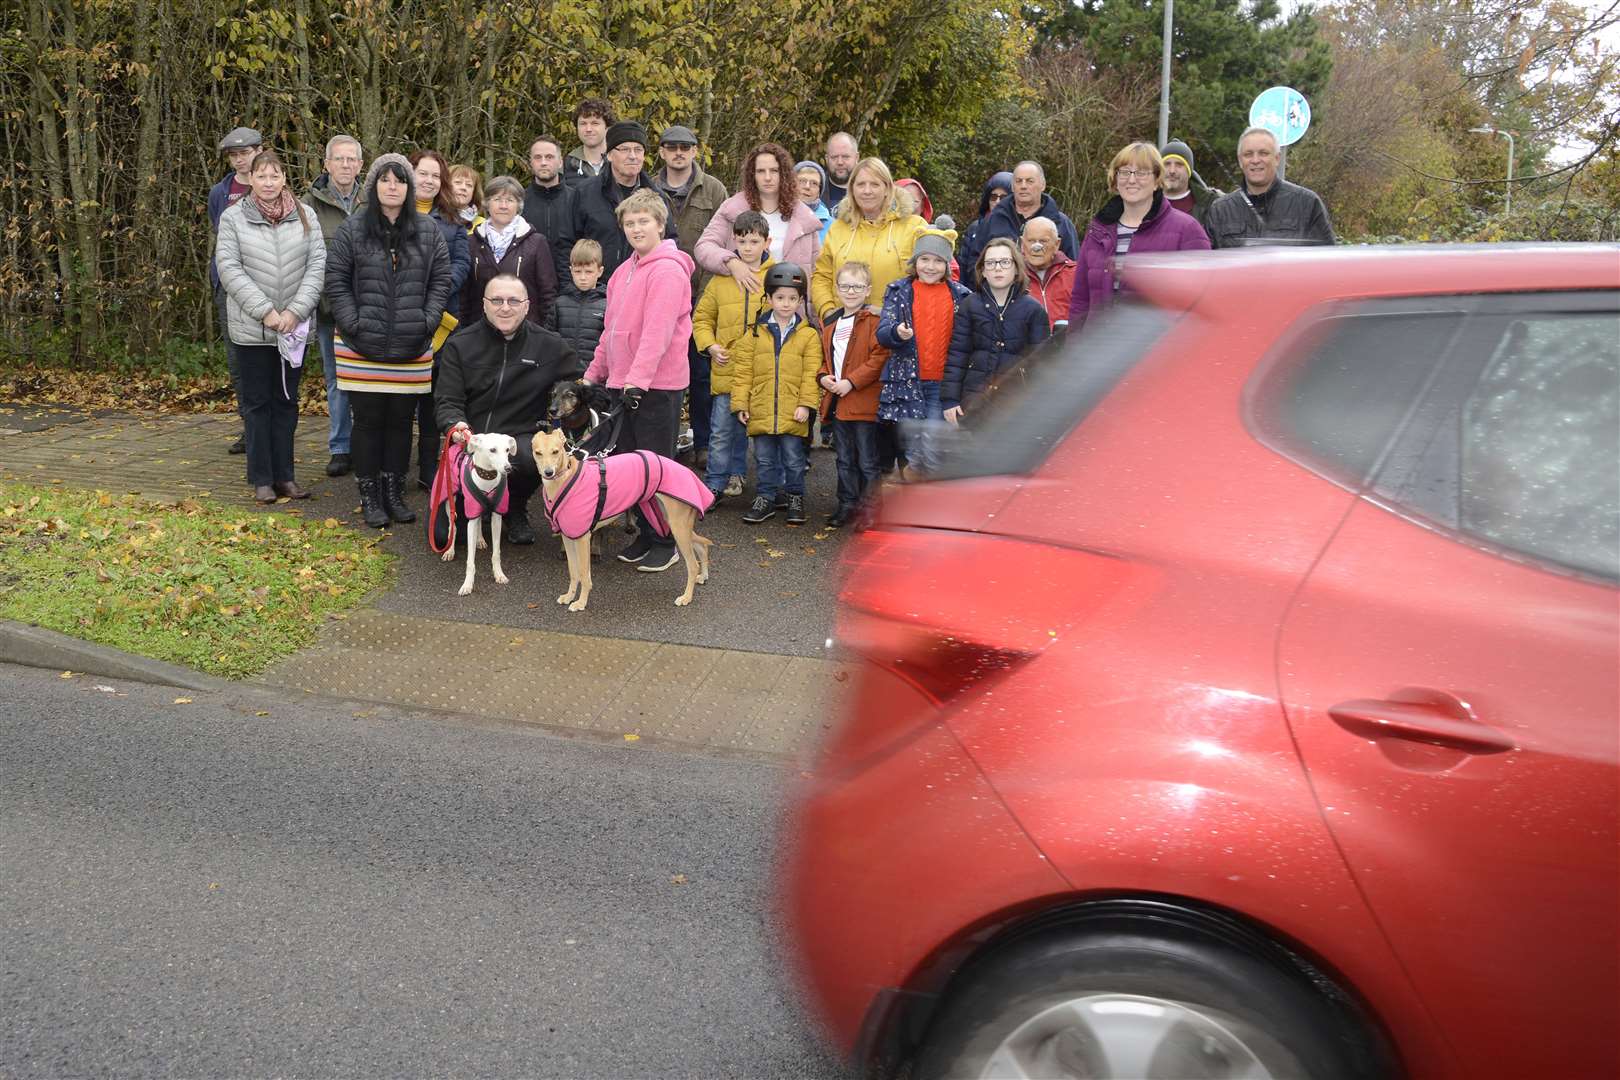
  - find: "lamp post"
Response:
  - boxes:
[1158,0,1174,147]
[1470,125,1516,215]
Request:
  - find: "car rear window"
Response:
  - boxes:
[930,303,1175,480]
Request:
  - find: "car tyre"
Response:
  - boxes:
[912,928,1369,1080]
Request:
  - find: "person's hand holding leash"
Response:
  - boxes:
[622,386,644,411]
[449,422,472,445]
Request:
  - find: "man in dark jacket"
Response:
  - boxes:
[1159,139,1219,241]
[1203,127,1335,248]
[553,121,677,278]
[982,161,1080,263]
[209,125,261,455]
[436,273,582,545]
[306,133,365,476]
[522,135,576,279]
[563,98,614,186]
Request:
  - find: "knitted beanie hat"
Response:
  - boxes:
[363,152,414,197]
[605,121,649,151]
[911,227,958,265]
[1160,139,1195,174]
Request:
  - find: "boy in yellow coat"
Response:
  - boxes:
[733,262,821,525]
[693,210,772,499]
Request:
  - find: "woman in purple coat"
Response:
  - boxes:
[1068,142,1210,330]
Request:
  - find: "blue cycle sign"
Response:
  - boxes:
[1249,86,1311,146]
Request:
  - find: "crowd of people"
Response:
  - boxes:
[209,101,1335,569]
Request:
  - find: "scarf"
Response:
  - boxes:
[254,189,297,226]
[480,216,526,263]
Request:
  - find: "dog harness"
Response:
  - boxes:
[440,441,510,521]
[541,451,714,541]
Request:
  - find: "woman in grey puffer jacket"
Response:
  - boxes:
[214,149,326,503]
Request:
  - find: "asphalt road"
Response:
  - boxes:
[0,663,849,1078]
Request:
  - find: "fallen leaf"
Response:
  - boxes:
[173,697,193,704]
[802,546,817,555]
[812,531,830,540]
[765,548,786,558]
[623,733,641,742]
[208,882,220,890]
[92,684,118,693]
[59,670,75,679]
[670,874,688,886]
[255,710,270,717]
[323,517,339,528]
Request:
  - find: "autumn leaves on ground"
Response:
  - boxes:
[0,483,392,677]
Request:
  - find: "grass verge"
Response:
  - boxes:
[0,482,392,678]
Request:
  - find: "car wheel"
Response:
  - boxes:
[912,928,1367,1080]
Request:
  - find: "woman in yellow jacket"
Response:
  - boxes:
[733,263,822,525]
[810,157,928,321]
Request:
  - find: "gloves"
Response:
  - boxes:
[622,386,644,411]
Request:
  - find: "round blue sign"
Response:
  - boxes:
[1249,86,1311,147]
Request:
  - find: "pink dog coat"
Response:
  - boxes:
[445,442,510,520]
[542,450,714,540]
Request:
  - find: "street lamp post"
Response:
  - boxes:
[1158,0,1174,147]
[1470,125,1516,216]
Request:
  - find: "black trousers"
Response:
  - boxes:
[237,344,302,486]
[614,387,681,552]
[350,391,420,478]
[214,284,243,423]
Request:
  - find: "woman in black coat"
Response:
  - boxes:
[326,152,453,528]
[462,175,558,329]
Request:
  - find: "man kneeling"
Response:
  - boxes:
[435,273,581,544]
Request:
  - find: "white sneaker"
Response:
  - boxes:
[636,548,680,573]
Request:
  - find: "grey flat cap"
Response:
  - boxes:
[219,126,263,151]
[659,125,698,147]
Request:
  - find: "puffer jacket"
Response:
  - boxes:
[427,207,472,323]
[1069,190,1211,329]
[462,217,558,329]
[957,171,1013,291]
[213,198,327,347]
[817,308,889,423]
[695,193,822,294]
[810,208,928,320]
[692,257,773,396]
[325,210,452,362]
[943,283,1051,412]
[875,274,972,421]
[584,238,695,391]
[730,312,822,437]
[547,282,607,360]
[1204,179,1335,249]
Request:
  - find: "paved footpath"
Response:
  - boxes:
[0,406,855,760]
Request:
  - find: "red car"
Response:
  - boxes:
[781,245,1619,1079]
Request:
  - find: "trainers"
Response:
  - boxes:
[741,496,775,524]
[785,495,808,525]
[723,476,744,498]
[616,533,653,563]
[636,547,680,573]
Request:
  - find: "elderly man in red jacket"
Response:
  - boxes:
[1020,216,1075,330]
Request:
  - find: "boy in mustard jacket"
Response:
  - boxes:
[733,262,821,525]
[693,210,772,499]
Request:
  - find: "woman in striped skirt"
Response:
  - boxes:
[325,153,453,527]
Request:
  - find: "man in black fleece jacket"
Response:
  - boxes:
[435,274,582,544]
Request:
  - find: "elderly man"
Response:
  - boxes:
[209,125,261,456]
[435,273,582,545]
[1203,127,1335,248]
[983,160,1079,262]
[522,135,577,279]
[555,120,676,277]
[1159,139,1219,240]
[306,133,364,476]
[823,131,858,210]
[1020,216,1076,330]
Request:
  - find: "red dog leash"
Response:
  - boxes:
[426,428,463,555]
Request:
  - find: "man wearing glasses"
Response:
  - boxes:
[435,274,583,545]
[308,134,365,477]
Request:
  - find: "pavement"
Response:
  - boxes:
[0,406,855,761]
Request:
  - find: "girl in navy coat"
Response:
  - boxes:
[942,237,1050,421]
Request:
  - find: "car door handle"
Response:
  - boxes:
[1328,690,1516,755]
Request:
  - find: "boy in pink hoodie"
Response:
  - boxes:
[583,188,695,571]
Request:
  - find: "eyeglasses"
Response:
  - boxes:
[485,297,529,308]
[982,258,1015,270]
[329,156,361,164]
[836,283,869,292]
[1116,168,1155,181]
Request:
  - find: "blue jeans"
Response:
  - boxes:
[753,433,806,502]
[316,315,353,456]
[900,379,946,474]
[705,394,748,490]
[833,415,881,508]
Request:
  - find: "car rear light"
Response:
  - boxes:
[820,527,1139,774]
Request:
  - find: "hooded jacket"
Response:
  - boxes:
[730,311,822,438]
[1068,190,1211,329]
[810,207,929,320]
[957,171,1013,291]
[693,256,774,396]
[434,317,580,436]
[817,307,889,423]
[521,179,576,278]
[983,190,1080,265]
[943,282,1051,411]
[213,196,327,347]
[1203,178,1335,249]
[694,193,823,292]
[462,215,558,329]
[325,194,452,363]
[896,179,934,223]
[795,161,833,242]
[562,146,606,187]
[584,238,695,392]
[555,169,678,278]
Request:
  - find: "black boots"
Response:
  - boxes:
[379,472,415,524]
[504,507,536,545]
[356,476,389,528]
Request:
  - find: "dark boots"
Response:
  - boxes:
[379,472,416,524]
[356,476,389,528]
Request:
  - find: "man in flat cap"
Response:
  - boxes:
[209,125,262,455]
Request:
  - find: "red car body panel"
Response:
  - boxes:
[781,245,1619,1079]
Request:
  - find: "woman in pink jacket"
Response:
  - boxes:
[584,187,696,571]
[695,142,822,301]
